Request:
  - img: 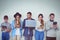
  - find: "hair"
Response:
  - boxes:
[27,12,32,15]
[49,13,55,17]
[38,14,44,29]
[14,12,22,18]
[4,15,8,19]
[38,14,43,18]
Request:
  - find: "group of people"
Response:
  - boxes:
[0,12,59,40]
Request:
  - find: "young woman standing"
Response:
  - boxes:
[35,14,45,40]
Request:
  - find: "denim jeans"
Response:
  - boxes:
[2,32,9,40]
[35,30,44,40]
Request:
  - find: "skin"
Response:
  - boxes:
[50,15,55,21]
[15,16,20,21]
[15,15,21,28]
[27,14,32,20]
[4,18,8,23]
[38,16,43,22]
[38,16,43,29]
[50,15,57,29]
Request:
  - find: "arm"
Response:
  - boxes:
[1,23,4,31]
[22,19,26,29]
[6,24,12,32]
[11,21,15,30]
[45,22,52,31]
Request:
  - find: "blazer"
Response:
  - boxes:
[23,18,35,36]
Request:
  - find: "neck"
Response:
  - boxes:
[50,19,54,22]
[5,21,8,23]
[28,18,31,20]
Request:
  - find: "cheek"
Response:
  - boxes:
[53,25,57,27]
[38,18,41,20]
[50,16,54,19]
[40,18,42,20]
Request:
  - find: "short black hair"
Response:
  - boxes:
[49,13,55,16]
[14,12,22,18]
[38,14,43,18]
[4,15,8,19]
[27,12,32,15]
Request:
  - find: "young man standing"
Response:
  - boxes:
[23,12,35,40]
[46,13,59,40]
[1,15,11,40]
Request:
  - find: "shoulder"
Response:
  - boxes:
[1,22,4,26]
[1,22,4,25]
[11,20,15,25]
[31,18,35,20]
[45,20,50,23]
[24,18,27,20]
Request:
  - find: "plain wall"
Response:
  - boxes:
[0,0,60,40]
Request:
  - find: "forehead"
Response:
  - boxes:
[39,16,43,18]
[27,14,31,15]
[4,18,8,20]
[16,15,20,17]
[50,15,54,17]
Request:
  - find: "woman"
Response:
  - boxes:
[35,14,45,40]
[11,12,22,40]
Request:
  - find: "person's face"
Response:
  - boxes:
[27,14,31,18]
[4,19,8,22]
[38,16,43,21]
[15,15,20,20]
[50,15,55,20]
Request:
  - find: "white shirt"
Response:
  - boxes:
[35,21,45,32]
[15,28,21,36]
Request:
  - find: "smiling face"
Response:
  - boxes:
[38,15,43,21]
[15,15,20,21]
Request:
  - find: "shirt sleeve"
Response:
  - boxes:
[45,21,51,31]
[11,21,15,30]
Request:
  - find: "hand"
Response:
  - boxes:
[6,29,11,32]
[37,27,43,29]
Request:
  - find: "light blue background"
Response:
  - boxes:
[0,0,60,40]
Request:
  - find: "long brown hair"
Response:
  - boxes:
[38,14,44,29]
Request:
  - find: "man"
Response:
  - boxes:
[1,15,11,40]
[46,13,59,40]
[23,12,35,40]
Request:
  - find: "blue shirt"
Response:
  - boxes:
[11,20,22,37]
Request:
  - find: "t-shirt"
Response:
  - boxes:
[35,21,45,32]
[46,20,58,37]
[1,22,11,32]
